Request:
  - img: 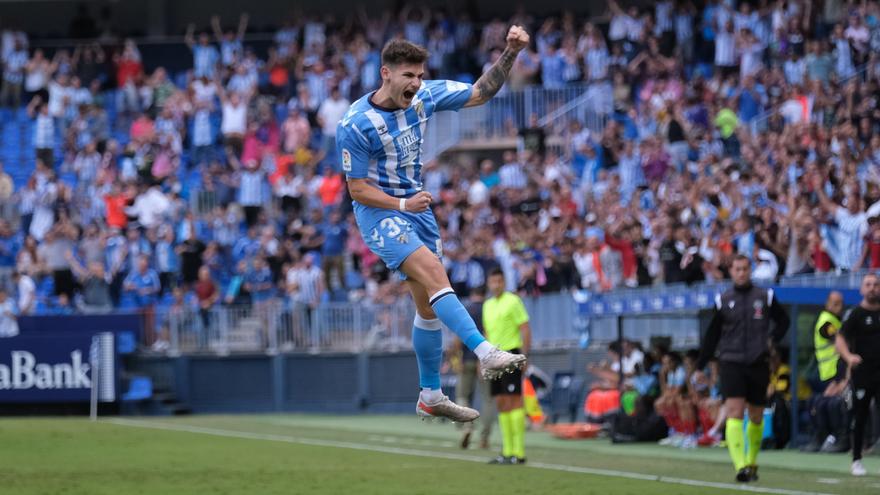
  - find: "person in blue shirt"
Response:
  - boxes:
[224,260,250,306]
[185,25,220,79]
[336,30,530,424]
[233,227,260,263]
[123,255,161,308]
[243,256,275,307]
[0,220,20,271]
[154,227,179,295]
[318,210,349,292]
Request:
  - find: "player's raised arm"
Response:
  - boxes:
[464,25,530,108]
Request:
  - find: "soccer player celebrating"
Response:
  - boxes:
[836,273,880,477]
[696,255,790,483]
[336,27,531,422]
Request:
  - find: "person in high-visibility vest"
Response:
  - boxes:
[815,291,844,384]
[483,268,531,465]
[802,292,849,454]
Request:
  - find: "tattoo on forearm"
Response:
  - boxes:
[475,48,517,101]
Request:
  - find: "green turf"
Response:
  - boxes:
[1,414,879,494]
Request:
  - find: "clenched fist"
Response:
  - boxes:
[404,191,433,213]
[506,25,530,52]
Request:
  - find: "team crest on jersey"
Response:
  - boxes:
[728,301,735,309]
[867,316,873,325]
[753,299,764,319]
[341,149,352,172]
[414,100,425,119]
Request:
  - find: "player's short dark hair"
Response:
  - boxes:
[381,39,429,67]
[487,267,504,279]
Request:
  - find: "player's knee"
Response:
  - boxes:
[726,401,746,419]
[747,407,764,424]
[402,249,446,288]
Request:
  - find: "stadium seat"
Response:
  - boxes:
[122,376,153,401]
[116,331,137,355]
[549,372,580,424]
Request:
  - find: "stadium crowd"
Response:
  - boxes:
[0,0,877,331]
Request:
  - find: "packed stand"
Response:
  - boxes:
[0,1,876,335]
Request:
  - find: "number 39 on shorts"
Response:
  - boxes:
[370,216,410,248]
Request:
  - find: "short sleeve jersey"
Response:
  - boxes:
[336,80,473,197]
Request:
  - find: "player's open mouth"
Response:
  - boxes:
[403,90,415,99]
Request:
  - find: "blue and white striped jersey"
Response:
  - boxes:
[336,80,473,197]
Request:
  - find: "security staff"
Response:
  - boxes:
[483,268,531,465]
[697,255,790,483]
[836,273,880,477]
[815,291,844,384]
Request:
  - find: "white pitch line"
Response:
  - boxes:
[105,418,834,495]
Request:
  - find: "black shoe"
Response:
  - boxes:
[748,465,759,482]
[489,455,511,464]
[510,457,527,465]
[460,431,471,449]
[736,468,751,483]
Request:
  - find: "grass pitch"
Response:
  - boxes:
[1,414,879,494]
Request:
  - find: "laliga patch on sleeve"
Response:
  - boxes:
[342,148,352,172]
[446,80,469,93]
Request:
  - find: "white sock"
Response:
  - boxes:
[420,388,444,404]
[474,341,495,359]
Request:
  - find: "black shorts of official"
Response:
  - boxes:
[490,348,523,397]
[719,358,770,407]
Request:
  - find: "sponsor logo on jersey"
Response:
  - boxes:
[341,149,352,172]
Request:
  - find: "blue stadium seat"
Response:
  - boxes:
[116,331,137,355]
[118,293,139,309]
[122,376,153,401]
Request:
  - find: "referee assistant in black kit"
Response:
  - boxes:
[836,273,880,477]
[696,255,790,483]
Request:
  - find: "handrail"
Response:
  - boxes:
[748,61,871,133]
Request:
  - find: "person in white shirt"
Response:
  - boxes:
[24,48,54,100]
[316,85,350,170]
[715,21,738,77]
[126,185,171,229]
[219,86,248,159]
[751,247,779,282]
[738,30,764,79]
[0,288,19,337]
[844,15,870,64]
[191,76,218,105]
[273,167,304,219]
[608,0,633,49]
[814,175,880,270]
[1,39,28,108]
[27,96,55,167]
[14,271,35,316]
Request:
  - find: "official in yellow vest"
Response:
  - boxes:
[814,291,844,383]
[482,268,531,465]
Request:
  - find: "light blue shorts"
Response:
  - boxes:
[353,202,442,271]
